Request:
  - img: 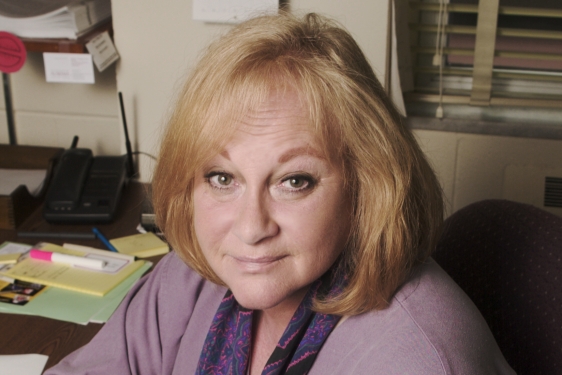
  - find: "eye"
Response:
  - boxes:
[285,177,307,188]
[279,174,314,192]
[213,174,232,186]
[205,172,234,189]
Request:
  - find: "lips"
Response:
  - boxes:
[230,255,286,272]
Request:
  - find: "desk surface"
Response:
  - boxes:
[0,181,156,370]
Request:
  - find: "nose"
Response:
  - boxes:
[232,188,279,245]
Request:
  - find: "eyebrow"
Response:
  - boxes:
[278,146,326,163]
[220,150,231,160]
[218,146,325,163]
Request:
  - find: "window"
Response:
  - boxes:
[398,0,562,130]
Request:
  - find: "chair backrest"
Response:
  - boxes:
[433,200,562,375]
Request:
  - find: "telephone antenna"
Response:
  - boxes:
[70,135,79,148]
[119,92,135,178]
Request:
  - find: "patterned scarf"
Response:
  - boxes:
[195,273,343,375]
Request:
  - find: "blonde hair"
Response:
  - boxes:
[152,12,443,316]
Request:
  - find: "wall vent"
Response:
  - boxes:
[544,177,562,208]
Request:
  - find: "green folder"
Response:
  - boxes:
[0,262,152,325]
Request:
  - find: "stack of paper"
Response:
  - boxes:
[0,0,111,40]
[0,241,30,264]
[2,243,145,296]
[0,242,152,324]
[0,261,151,325]
[110,232,170,258]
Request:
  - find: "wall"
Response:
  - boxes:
[111,0,391,181]
[0,52,120,154]
[415,129,562,217]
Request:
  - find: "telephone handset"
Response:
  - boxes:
[44,137,128,223]
[46,147,93,212]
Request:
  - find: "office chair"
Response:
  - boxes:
[433,200,562,375]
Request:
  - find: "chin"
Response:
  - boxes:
[228,278,309,313]
[231,288,286,311]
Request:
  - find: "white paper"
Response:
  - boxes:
[0,354,48,375]
[193,0,278,23]
[0,242,32,256]
[85,31,120,72]
[62,243,135,274]
[43,52,95,84]
[62,243,135,262]
[0,169,47,197]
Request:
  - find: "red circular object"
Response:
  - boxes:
[0,31,27,73]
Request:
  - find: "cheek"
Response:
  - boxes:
[275,189,350,257]
[193,189,235,253]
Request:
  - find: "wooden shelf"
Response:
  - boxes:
[20,19,113,54]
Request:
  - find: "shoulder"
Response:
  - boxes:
[135,251,226,371]
[127,251,226,335]
[145,251,211,297]
[389,259,513,373]
[311,259,515,375]
[44,252,226,375]
[124,251,211,312]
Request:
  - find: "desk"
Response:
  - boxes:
[0,181,156,370]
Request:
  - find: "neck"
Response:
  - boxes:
[249,288,309,374]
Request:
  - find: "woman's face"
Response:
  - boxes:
[193,90,351,314]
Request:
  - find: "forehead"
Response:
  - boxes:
[197,84,338,167]
[216,91,329,166]
[235,89,310,134]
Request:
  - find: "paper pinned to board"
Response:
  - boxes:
[193,0,277,23]
[85,31,120,72]
[43,52,95,84]
[0,354,48,375]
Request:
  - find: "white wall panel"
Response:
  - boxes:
[11,53,118,116]
[454,134,562,214]
[16,112,121,155]
[414,129,459,216]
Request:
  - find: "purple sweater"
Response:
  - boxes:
[44,252,515,374]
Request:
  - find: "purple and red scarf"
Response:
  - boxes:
[195,273,343,375]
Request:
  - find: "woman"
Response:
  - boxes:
[45,12,514,374]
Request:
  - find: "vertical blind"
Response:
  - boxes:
[403,0,562,118]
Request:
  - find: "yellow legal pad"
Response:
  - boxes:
[0,243,146,297]
[0,253,21,264]
[109,232,169,258]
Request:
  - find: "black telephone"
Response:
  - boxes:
[43,93,135,224]
[43,141,128,223]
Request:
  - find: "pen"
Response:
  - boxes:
[30,249,106,270]
[92,227,118,252]
[17,231,96,240]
